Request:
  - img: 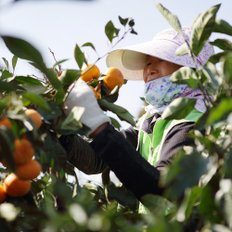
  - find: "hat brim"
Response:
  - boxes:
[106,39,196,80]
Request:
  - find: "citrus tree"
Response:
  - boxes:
[0,2,232,232]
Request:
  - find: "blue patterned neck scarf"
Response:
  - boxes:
[144,75,187,113]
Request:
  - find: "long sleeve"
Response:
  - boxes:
[120,126,139,148]
[59,134,107,174]
[59,127,138,175]
[91,125,163,199]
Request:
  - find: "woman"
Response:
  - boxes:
[62,27,214,201]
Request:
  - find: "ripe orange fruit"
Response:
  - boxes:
[0,118,12,129]
[0,184,7,203]
[103,67,124,92]
[13,138,34,165]
[15,159,41,180]
[3,173,31,197]
[25,109,42,129]
[80,64,100,82]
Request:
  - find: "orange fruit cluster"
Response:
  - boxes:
[0,137,42,199]
[80,64,124,99]
[0,113,42,201]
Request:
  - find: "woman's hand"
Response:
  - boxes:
[64,79,110,137]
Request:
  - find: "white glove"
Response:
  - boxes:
[64,79,110,136]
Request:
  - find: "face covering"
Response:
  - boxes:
[144,75,187,111]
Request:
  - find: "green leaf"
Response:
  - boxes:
[156,3,182,33]
[54,87,65,105]
[201,66,219,93]
[74,44,85,69]
[101,86,119,103]
[12,55,18,71]
[141,194,175,216]
[107,183,138,210]
[0,98,9,113]
[105,20,120,43]
[175,43,189,56]
[191,4,221,56]
[82,42,96,52]
[199,185,220,222]
[0,127,15,171]
[0,80,20,92]
[109,117,121,129]
[2,36,62,92]
[60,106,84,131]
[130,28,138,35]
[59,69,80,91]
[206,98,232,125]
[162,98,197,120]
[14,75,44,86]
[176,187,202,221]
[224,151,232,179]
[53,58,69,68]
[22,92,51,111]
[223,53,232,83]
[40,101,62,122]
[214,19,232,36]
[2,36,47,72]
[164,151,210,200]
[209,51,230,64]
[41,133,67,169]
[98,99,135,126]
[210,39,232,51]
[1,69,13,79]
[14,75,46,94]
[171,67,200,89]
[2,57,9,70]
[44,68,62,91]
[118,16,129,26]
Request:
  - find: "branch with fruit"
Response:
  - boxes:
[0,16,137,204]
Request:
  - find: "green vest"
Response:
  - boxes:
[138,109,203,167]
[137,109,203,214]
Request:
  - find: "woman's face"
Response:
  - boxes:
[143,56,182,83]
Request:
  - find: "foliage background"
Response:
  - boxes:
[1,1,232,232]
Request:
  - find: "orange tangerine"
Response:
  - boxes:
[15,159,41,180]
[13,138,34,165]
[3,173,31,197]
[80,64,100,82]
[103,67,124,92]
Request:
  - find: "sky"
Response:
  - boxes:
[0,0,231,184]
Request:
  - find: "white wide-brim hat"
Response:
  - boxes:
[106,27,214,80]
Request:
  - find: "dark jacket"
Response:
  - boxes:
[60,113,195,200]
